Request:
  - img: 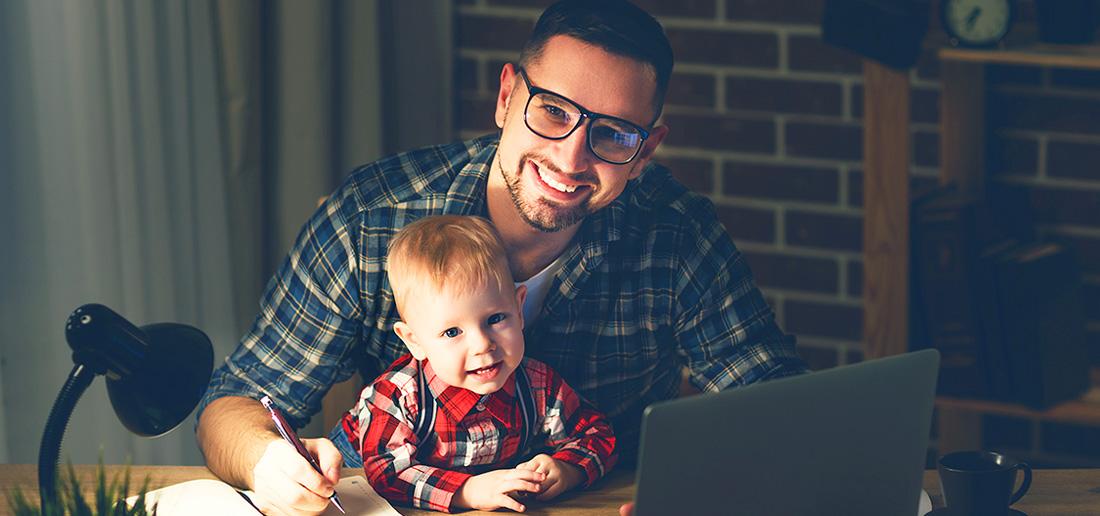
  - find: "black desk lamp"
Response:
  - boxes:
[38,303,214,507]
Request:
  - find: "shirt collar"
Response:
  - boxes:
[442,135,497,216]
[421,358,519,424]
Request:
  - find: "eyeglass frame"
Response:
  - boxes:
[515,67,652,165]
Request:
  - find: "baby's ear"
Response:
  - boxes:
[394,321,427,360]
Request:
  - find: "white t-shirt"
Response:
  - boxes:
[516,254,566,325]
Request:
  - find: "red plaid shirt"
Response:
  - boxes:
[339,354,617,512]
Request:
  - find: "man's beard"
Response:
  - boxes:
[499,153,593,233]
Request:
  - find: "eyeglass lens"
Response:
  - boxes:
[526,92,643,164]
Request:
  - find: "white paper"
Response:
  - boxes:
[129,475,401,516]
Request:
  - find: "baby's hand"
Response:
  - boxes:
[516,453,585,501]
[454,468,545,512]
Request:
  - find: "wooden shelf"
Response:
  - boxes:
[940,43,1100,70]
[937,387,1100,427]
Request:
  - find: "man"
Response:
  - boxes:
[196,1,807,514]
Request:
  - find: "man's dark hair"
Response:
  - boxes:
[518,0,674,123]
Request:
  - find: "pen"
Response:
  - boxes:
[260,395,346,514]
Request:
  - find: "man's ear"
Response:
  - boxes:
[394,321,427,361]
[514,284,528,329]
[495,63,519,129]
[628,124,670,180]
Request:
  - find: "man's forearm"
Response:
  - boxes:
[196,395,280,489]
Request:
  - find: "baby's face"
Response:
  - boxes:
[398,280,526,395]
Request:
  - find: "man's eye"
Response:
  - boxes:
[442,328,461,338]
[542,105,568,120]
[487,313,506,325]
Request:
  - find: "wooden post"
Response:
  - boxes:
[862,60,911,359]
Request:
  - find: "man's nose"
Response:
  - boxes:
[550,121,592,173]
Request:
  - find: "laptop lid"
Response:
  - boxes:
[633,349,939,516]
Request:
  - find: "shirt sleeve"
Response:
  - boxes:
[196,194,364,428]
[673,200,809,392]
[540,370,617,488]
[353,379,472,513]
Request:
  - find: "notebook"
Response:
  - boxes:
[129,475,400,515]
[633,349,940,516]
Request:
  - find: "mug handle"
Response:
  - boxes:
[1009,461,1033,505]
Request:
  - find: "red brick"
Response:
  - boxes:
[1002,184,1100,227]
[726,76,842,116]
[489,0,717,17]
[789,35,862,75]
[1047,141,1100,180]
[915,42,941,81]
[1054,234,1100,277]
[786,209,862,252]
[988,64,1043,86]
[666,72,716,108]
[487,0,554,8]
[654,156,714,194]
[785,122,861,161]
[716,204,776,243]
[726,0,824,24]
[1085,282,1100,322]
[456,57,479,93]
[632,0,717,18]
[851,86,940,124]
[666,28,778,68]
[457,97,497,133]
[991,92,1100,135]
[785,299,863,341]
[798,345,840,371]
[742,250,839,293]
[989,136,1039,177]
[982,415,1033,451]
[847,170,939,208]
[1089,329,1100,365]
[1041,422,1100,459]
[722,161,839,203]
[1051,68,1100,89]
[913,130,939,167]
[456,14,533,52]
[662,113,775,153]
[848,260,862,298]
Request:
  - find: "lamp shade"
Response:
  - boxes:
[63,304,214,436]
[41,304,215,507]
[105,323,214,436]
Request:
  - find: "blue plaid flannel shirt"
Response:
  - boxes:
[198,134,807,455]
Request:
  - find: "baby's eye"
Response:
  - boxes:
[442,327,461,338]
[487,313,506,325]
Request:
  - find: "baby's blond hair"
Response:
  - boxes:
[387,215,513,317]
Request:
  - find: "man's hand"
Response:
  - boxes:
[249,438,343,516]
[453,468,546,512]
[515,453,585,501]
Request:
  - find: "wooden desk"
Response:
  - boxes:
[3,465,1100,515]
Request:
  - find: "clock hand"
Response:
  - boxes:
[966,7,981,30]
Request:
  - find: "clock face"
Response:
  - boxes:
[942,0,1014,47]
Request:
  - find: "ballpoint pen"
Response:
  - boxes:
[260,395,347,514]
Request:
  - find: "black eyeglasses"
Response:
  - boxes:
[517,67,651,165]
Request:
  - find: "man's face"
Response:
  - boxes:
[393,280,527,395]
[493,35,669,233]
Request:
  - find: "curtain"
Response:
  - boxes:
[0,0,451,466]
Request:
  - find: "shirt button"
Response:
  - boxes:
[476,402,486,411]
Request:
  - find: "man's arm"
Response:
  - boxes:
[196,396,277,489]
[198,396,343,514]
[672,198,808,391]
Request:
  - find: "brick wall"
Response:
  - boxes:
[453,0,1100,464]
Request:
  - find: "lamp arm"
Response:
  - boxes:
[38,363,97,508]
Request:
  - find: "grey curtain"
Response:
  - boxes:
[0,0,452,466]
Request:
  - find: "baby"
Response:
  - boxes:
[338,215,616,513]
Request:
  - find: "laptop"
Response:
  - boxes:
[633,349,940,516]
